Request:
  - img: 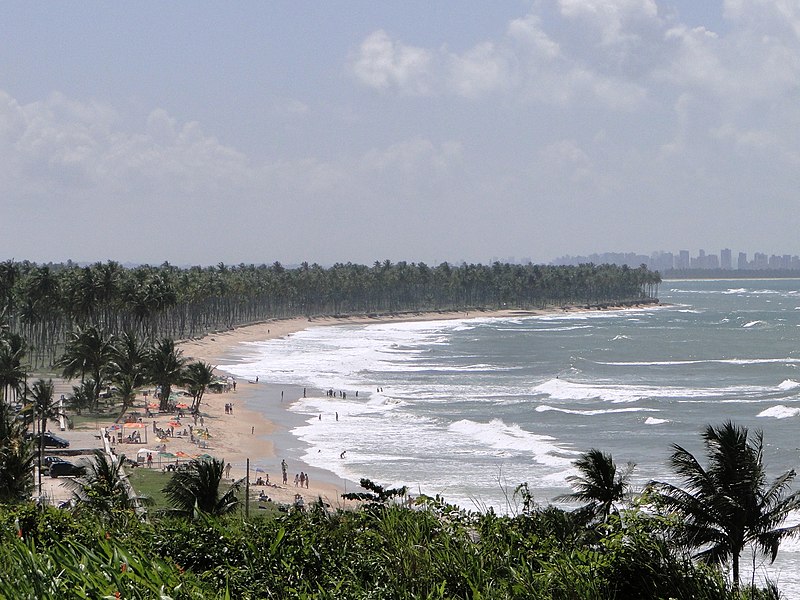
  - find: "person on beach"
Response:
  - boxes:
[225,462,232,479]
[294,473,299,487]
[335,412,338,421]
[305,473,309,489]
[299,472,306,488]
[281,459,287,484]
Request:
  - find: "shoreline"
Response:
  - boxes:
[175,304,659,507]
[176,309,536,505]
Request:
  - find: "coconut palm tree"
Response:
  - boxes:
[146,338,187,412]
[65,450,149,520]
[162,457,239,517]
[0,332,27,407]
[56,326,115,411]
[649,421,800,588]
[557,448,635,523]
[109,331,148,421]
[0,402,35,503]
[68,380,95,416]
[183,361,215,415]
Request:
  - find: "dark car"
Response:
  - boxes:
[49,460,85,478]
[26,432,70,448]
[43,456,68,470]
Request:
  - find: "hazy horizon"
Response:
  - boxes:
[3,2,799,266]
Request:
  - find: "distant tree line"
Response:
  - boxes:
[0,259,660,367]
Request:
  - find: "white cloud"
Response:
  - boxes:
[447,42,514,98]
[351,30,433,95]
[361,137,462,173]
[507,14,561,59]
[558,0,659,46]
[351,9,649,108]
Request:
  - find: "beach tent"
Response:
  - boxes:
[136,448,160,465]
[122,421,148,443]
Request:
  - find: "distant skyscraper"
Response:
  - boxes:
[721,248,732,270]
[677,250,690,270]
[738,252,747,270]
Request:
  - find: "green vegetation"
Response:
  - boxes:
[649,421,800,589]
[0,477,787,600]
[126,467,173,510]
[1,415,796,598]
[0,259,660,367]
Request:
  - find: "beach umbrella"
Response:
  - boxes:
[107,424,121,431]
[176,402,189,409]
[167,421,181,427]
[124,422,147,428]
[147,403,159,409]
[160,452,176,459]
[175,451,191,458]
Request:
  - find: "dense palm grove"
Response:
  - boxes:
[5,258,798,598]
[0,259,660,366]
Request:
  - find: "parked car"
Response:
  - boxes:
[49,460,85,478]
[43,456,68,470]
[26,432,70,448]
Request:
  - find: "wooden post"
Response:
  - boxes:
[245,458,250,519]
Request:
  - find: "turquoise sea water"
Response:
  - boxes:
[219,278,800,592]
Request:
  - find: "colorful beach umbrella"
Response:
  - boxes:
[176,402,189,409]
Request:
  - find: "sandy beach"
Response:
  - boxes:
[48,304,650,509]
[174,309,540,508]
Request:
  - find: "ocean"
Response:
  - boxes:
[219,278,800,593]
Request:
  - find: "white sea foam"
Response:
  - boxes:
[532,378,762,403]
[596,357,800,367]
[535,405,657,416]
[757,405,800,419]
[778,379,800,390]
[742,320,767,328]
[644,417,669,425]
[448,419,574,467]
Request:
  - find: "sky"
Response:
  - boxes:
[2,1,799,267]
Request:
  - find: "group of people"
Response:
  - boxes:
[326,389,354,399]
[123,430,142,444]
[294,471,309,488]
[224,403,235,414]
[254,474,273,486]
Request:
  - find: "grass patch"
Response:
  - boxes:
[126,467,172,510]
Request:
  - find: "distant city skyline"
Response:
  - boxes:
[552,249,800,272]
